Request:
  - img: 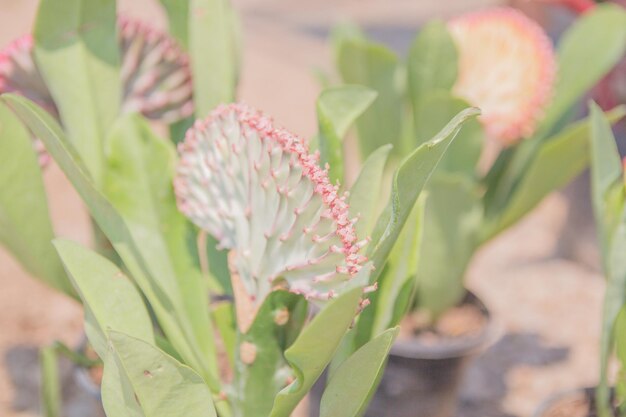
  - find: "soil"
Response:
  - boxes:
[0,1,612,417]
[541,392,591,417]
[398,302,488,344]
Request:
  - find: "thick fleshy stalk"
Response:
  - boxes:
[448,7,557,144]
[175,104,372,310]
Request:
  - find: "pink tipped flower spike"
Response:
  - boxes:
[0,17,193,125]
[448,8,557,145]
[175,104,373,309]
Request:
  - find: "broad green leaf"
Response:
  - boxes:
[370,195,425,335]
[190,0,238,116]
[413,92,483,176]
[40,346,61,417]
[539,4,626,135]
[317,85,377,182]
[348,144,393,238]
[416,175,481,319]
[269,288,362,417]
[34,0,120,184]
[53,239,154,358]
[407,21,457,110]
[102,349,145,417]
[107,331,217,417]
[590,104,626,417]
[367,107,480,279]
[336,38,404,158]
[159,0,191,48]
[320,327,398,417]
[231,291,307,417]
[483,106,626,241]
[2,95,221,393]
[102,114,218,385]
[589,102,624,268]
[0,102,74,297]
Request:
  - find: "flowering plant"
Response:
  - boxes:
[325,4,626,349]
[0,0,479,416]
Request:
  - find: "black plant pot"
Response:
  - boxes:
[533,387,616,417]
[364,292,496,417]
[309,291,497,417]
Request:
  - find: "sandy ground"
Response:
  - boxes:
[0,0,610,416]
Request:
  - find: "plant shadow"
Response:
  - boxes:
[458,332,569,417]
[5,345,104,417]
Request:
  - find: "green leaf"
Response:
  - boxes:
[413,92,483,176]
[269,288,363,417]
[589,102,624,268]
[190,0,239,117]
[53,239,155,358]
[320,327,398,417]
[336,38,405,158]
[2,94,221,393]
[348,144,393,238]
[102,114,220,388]
[33,0,120,184]
[539,4,626,135]
[407,21,457,111]
[317,85,377,182]
[40,346,61,417]
[483,106,626,241]
[0,102,74,297]
[106,331,217,417]
[416,175,481,319]
[231,291,307,417]
[370,195,425,335]
[159,0,191,48]
[367,107,480,280]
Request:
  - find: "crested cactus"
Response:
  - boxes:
[0,16,193,127]
[118,17,193,123]
[175,104,372,305]
[448,8,557,144]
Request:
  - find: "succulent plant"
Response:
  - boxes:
[448,8,557,144]
[330,4,626,340]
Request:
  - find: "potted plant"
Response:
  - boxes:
[310,4,626,417]
[534,103,626,417]
[2,83,478,417]
[1,2,482,416]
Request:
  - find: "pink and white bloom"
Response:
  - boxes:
[448,7,557,144]
[175,104,373,309]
